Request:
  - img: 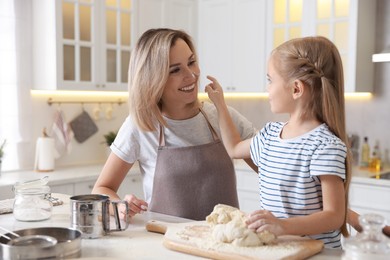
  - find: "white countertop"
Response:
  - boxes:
[0,164,139,187]
[0,194,342,259]
[0,165,101,187]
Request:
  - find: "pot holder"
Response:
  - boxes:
[69,110,98,143]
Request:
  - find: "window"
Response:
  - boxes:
[0,0,33,171]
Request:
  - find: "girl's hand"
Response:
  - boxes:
[119,194,148,220]
[204,75,226,109]
[246,210,285,236]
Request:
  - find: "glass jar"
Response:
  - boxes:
[13,185,53,221]
[343,213,390,260]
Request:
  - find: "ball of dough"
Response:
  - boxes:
[206,204,276,247]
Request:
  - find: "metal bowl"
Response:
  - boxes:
[0,227,81,259]
[7,234,57,247]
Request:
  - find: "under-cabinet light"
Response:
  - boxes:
[32,90,372,101]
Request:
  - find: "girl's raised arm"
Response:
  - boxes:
[205,75,251,159]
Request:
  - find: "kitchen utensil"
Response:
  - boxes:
[70,194,130,239]
[146,220,324,260]
[0,227,81,260]
[69,110,98,143]
[0,226,57,247]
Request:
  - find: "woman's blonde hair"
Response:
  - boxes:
[128,28,198,131]
[272,36,351,237]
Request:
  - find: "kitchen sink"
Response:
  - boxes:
[370,172,390,180]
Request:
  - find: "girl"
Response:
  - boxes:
[206,36,351,248]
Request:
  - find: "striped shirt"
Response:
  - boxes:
[250,122,346,248]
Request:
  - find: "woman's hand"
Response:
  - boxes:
[119,194,148,220]
[246,210,285,236]
[205,75,226,109]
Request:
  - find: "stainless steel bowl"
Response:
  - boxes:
[0,227,81,259]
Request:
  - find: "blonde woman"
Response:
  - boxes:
[92,28,256,220]
[206,36,351,248]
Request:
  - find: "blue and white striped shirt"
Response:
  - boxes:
[250,122,346,248]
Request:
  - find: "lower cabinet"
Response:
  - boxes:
[117,174,144,199]
[51,183,74,196]
[235,168,259,213]
[349,181,390,223]
[235,166,390,227]
[51,174,143,199]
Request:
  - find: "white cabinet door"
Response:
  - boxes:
[166,0,198,42]
[265,0,376,93]
[198,0,266,92]
[235,168,259,213]
[135,0,197,41]
[74,180,96,195]
[51,183,74,195]
[135,0,166,38]
[231,0,266,93]
[117,174,143,199]
[32,0,134,91]
[198,0,233,91]
[349,182,390,222]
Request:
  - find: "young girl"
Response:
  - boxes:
[206,36,351,248]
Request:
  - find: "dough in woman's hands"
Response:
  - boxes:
[206,204,276,247]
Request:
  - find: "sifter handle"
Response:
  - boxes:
[111,200,130,232]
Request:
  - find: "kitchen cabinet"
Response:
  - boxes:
[349,180,390,224]
[265,0,376,93]
[198,0,267,92]
[51,183,74,195]
[32,0,134,91]
[51,174,143,198]
[235,167,260,213]
[135,0,197,42]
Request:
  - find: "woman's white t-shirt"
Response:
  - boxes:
[111,101,257,203]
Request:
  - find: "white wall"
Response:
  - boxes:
[31,95,129,168]
[20,0,390,170]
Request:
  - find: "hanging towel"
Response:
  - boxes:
[50,109,74,158]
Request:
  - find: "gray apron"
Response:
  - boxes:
[149,108,239,220]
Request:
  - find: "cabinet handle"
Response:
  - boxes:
[88,184,94,189]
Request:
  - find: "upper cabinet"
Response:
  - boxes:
[32,0,134,91]
[198,0,376,93]
[198,0,267,92]
[266,0,376,93]
[32,0,376,93]
[134,0,197,43]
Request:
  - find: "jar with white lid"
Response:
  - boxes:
[343,213,390,260]
[13,184,53,221]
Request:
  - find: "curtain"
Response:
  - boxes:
[0,0,33,171]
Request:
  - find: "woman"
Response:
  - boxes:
[92,28,256,220]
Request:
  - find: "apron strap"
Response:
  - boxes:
[159,124,166,147]
[158,103,220,147]
[199,105,220,141]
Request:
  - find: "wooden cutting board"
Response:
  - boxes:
[146,220,324,260]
